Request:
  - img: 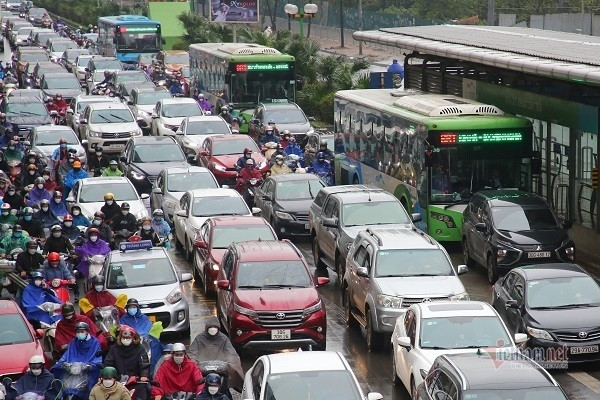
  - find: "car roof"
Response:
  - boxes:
[259,102,301,110]
[233,240,302,262]
[416,301,496,319]
[81,177,132,186]
[159,97,197,105]
[359,227,437,249]
[187,188,240,198]
[477,190,548,207]
[115,70,147,75]
[515,263,588,280]
[315,184,379,196]
[164,166,212,175]
[131,136,177,145]
[33,124,75,133]
[269,173,323,183]
[210,216,270,227]
[87,102,131,110]
[185,116,225,123]
[90,56,119,62]
[109,246,169,262]
[336,190,400,205]
[41,72,76,79]
[133,86,168,94]
[0,299,22,315]
[74,95,118,103]
[264,351,349,374]
[209,135,253,142]
[441,353,557,390]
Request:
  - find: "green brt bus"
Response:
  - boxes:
[333,89,534,242]
[189,43,295,132]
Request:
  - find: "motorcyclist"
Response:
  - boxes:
[87,146,109,177]
[25,177,52,207]
[120,298,163,371]
[57,151,77,185]
[188,317,243,395]
[4,71,18,86]
[269,144,285,166]
[18,207,45,238]
[4,139,24,162]
[89,367,130,400]
[102,159,123,177]
[21,271,62,328]
[22,151,44,172]
[8,355,55,399]
[63,160,88,196]
[236,159,262,194]
[318,139,334,161]
[169,78,184,96]
[3,185,23,211]
[284,136,303,158]
[280,130,291,149]
[235,147,255,172]
[151,342,204,399]
[266,118,279,136]
[34,199,61,231]
[80,275,124,321]
[0,203,17,226]
[48,94,68,115]
[0,224,29,258]
[43,225,74,254]
[87,211,113,244]
[0,126,14,148]
[15,240,44,279]
[62,214,81,242]
[75,227,111,282]
[0,178,8,197]
[100,193,120,223]
[51,138,74,165]
[21,164,40,190]
[55,302,106,353]
[269,154,291,176]
[307,151,333,184]
[41,251,75,283]
[50,322,102,400]
[110,202,137,234]
[135,217,160,246]
[97,70,113,87]
[104,326,151,400]
[49,190,68,218]
[259,125,279,147]
[151,209,171,239]
[196,93,213,113]
[196,373,229,400]
[42,169,58,192]
[219,105,233,125]
[70,204,90,228]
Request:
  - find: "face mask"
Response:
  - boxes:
[94,284,103,292]
[121,338,133,346]
[68,159,75,163]
[24,215,32,221]
[60,144,66,148]
[106,200,114,205]
[29,170,36,175]
[1,211,8,216]
[276,161,283,165]
[73,168,81,172]
[42,175,50,180]
[76,333,88,341]
[207,327,218,336]
[52,232,62,238]
[8,190,15,195]
[54,198,62,203]
[127,308,137,316]
[64,221,72,227]
[102,379,115,388]
[37,184,44,190]
[13,232,22,238]
[41,206,49,212]
[96,152,102,157]
[154,217,163,222]
[90,235,98,242]
[122,210,129,216]
[34,280,42,287]
[8,146,14,150]
[72,210,80,216]
[93,219,101,226]
[173,356,184,365]
[142,225,151,231]
[28,248,37,254]
[31,368,42,376]
[208,387,219,395]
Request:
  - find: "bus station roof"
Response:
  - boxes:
[354,25,600,85]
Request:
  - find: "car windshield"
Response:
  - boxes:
[192,196,248,217]
[65,50,89,61]
[186,120,229,135]
[264,370,362,400]
[462,388,568,400]
[275,179,325,200]
[106,257,177,289]
[420,316,512,349]
[133,144,185,163]
[236,260,312,289]
[20,52,48,62]
[265,108,307,124]
[212,226,276,248]
[526,276,600,308]
[115,72,148,85]
[0,314,33,345]
[492,206,559,231]
[6,102,47,117]
[93,59,122,70]
[137,91,171,105]
[161,103,202,118]
[376,249,454,277]
[165,53,188,64]
[77,57,93,67]
[35,129,78,146]
[342,201,411,226]
[212,138,258,156]
[90,108,134,124]
[51,42,74,53]
[92,71,105,82]
[167,172,217,192]
[17,28,34,35]
[79,182,138,203]
[42,77,80,90]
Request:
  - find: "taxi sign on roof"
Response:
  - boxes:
[120,240,153,252]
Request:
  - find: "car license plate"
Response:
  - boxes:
[570,345,599,354]
[109,144,124,149]
[527,251,551,258]
[304,223,310,230]
[271,329,291,340]
[148,315,156,322]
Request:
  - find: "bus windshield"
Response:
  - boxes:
[230,73,294,104]
[116,27,160,52]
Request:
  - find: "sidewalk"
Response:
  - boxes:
[311,34,399,70]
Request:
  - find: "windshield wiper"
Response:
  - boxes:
[263,284,308,288]
[421,346,451,350]
[237,285,263,289]
[548,303,595,309]
[17,110,43,116]
[308,182,314,199]
[109,113,128,122]
[96,114,111,123]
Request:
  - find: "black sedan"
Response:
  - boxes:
[254,173,325,238]
[492,263,600,365]
[461,190,575,283]
[119,136,190,194]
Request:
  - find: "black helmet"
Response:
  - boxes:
[32,271,43,279]
[204,373,221,386]
[126,298,139,307]
[62,302,75,317]
[94,211,105,219]
[121,202,130,210]
[26,240,38,249]
[92,275,105,285]
[75,321,90,331]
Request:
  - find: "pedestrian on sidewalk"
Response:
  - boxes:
[388,59,404,79]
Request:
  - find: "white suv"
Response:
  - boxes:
[79,102,142,154]
[151,98,203,136]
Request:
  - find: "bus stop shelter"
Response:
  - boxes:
[355,25,600,257]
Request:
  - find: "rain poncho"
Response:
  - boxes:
[4,148,24,162]
[41,260,74,281]
[151,218,171,237]
[21,281,62,325]
[0,212,18,226]
[25,187,52,207]
[102,167,123,177]
[71,207,91,228]
[12,368,55,398]
[284,143,303,158]
[151,357,203,396]
[33,208,60,230]
[0,232,30,255]
[63,168,88,195]
[75,238,110,279]
[55,314,107,352]
[120,308,164,371]
[49,199,68,217]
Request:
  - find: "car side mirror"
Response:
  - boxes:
[152,187,162,194]
[356,266,369,278]
[119,156,126,162]
[195,240,207,249]
[66,107,73,114]
[140,193,149,200]
[251,207,261,216]
[81,140,88,146]
[171,126,179,132]
[217,279,230,291]
[179,273,193,282]
[475,222,487,232]
[367,394,383,400]
[456,264,468,275]
[176,210,187,217]
[199,150,208,157]
[316,276,329,287]
[261,195,272,201]
[514,333,528,344]
[308,116,315,122]
[322,217,337,228]
[187,154,196,164]
[66,197,75,203]
[127,100,133,105]
[79,118,87,125]
[151,113,158,119]
[411,213,422,223]
[505,299,519,310]
[562,220,573,229]
[396,336,411,350]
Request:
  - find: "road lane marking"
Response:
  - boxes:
[567,372,600,393]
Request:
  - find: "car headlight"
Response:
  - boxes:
[130,129,142,136]
[130,171,146,180]
[138,109,150,117]
[302,300,322,318]
[163,199,177,210]
[526,326,554,341]
[87,130,100,137]
[449,292,469,301]
[377,294,403,308]
[162,122,177,130]
[234,303,258,320]
[275,211,293,220]
[166,287,183,304]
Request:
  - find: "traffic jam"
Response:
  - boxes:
[0,3,599,400]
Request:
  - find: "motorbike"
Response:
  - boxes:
[40,320,60,362]
[60,362,93,400]
[314,170,334,186]
[47,278,71,303]
[285,154,306,172]
[86,254,106,290]
[92,305,119,341]
[1,377,63,400]
[91,83,110,96]
[239,178,262,208]
[198,361,233,400]
[49,110,66,125]
[113,229,134,248]
[262,142,278,162]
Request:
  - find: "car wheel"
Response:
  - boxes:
[410,376,417,399]
[462,238,475,268]
[487,254,499,284]
[366,311,383,352]
[203,269,213,298]
[312,235,325,269]
[343,288,358,328]
[174,226,183,250]
[192,256,201,285]
[336,254,345,283]
[392,351,400,385]
[185,236,193,261]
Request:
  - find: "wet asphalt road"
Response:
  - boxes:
[168,240,600,400]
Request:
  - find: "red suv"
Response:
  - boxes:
[193,216,277,295]
[216,240,329,352]
[196,135,268,186]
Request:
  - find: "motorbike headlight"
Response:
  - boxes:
[234,303,258,320]
[526,326,554,341]
[275,211,293,220]
[377,294,403,309]
[166,287,182,304]
[307,127,315,134]
[449,292,469,301]
[302,300,322,318]
[130,171,145,180]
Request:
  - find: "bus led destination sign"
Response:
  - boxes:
[118,26,159,33]
[235,63,291,72]
[438,132,523,146]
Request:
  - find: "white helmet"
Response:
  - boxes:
[172,342,186,352]
[29,355,44,364]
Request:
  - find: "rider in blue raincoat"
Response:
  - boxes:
[21,271,62,327]
[307,152,333,185]
[50,322,102,400]
[63,161,88,197]
[120,298,164,373]
[151,209,171,237]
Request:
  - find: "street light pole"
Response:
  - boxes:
[284,3,318,43]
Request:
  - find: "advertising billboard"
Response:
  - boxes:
[211,0,259,23]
